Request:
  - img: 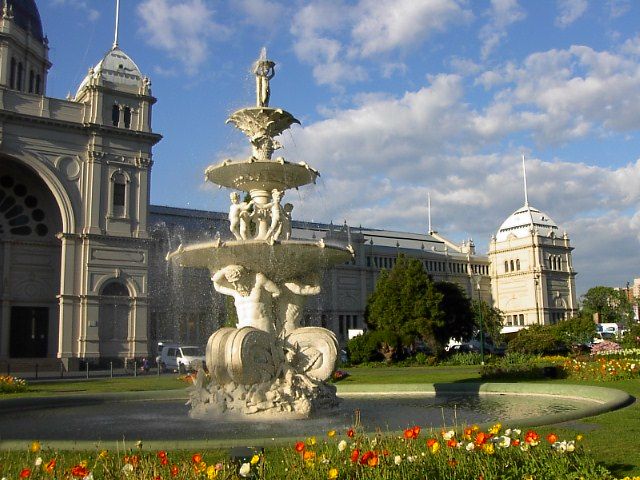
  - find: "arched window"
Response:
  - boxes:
[16,62,23,91]
[112,104,120,126]
[28,70,34,93]
[35,74,41,94]
[504,261,509,273]
[510,260,515,271]
[111,171,128,218]
[123,106,132,128]
[9,58,16,89]
[516,259,520,270]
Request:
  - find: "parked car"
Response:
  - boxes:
[158,344,205,373]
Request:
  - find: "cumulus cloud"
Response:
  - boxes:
[555,0,588,28]
[137,0,230,75]
[52,0,99,22]
[290,0,471,86]
[479,0,526,59]
[236,0,285,28]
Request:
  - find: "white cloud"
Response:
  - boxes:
[607,0,631,19]
[51,0,99,22]
[350,0,472,57]
[555,0,588,28]
[479,0,526,59]
[289,0,472,86]
[236,0,285,27]
[137,0,230,75]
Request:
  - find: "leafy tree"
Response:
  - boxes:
[346,330,402,364]
[507,325,564,355]
[581,286,634,326]
[434,281,474,342]
[551,314,596,346]
[365,256,446,354]
[471,299,504,345]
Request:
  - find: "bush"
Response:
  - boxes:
[346,330,403,364]
[507,326,565,355]
[441,352,483,366]
[0,375,27,393]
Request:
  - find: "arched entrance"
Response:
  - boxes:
[0,159,63,358]
[98,281,131,358]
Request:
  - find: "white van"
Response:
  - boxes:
[158,344,205,373]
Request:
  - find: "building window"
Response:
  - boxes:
[16,62,23,90]
[112,104,120,126]
[28,70,34,93]
[516,259,520,271]
[9,58,16,89]
[123,106,132,128]
[519,314,524,325]
[338,315,344,336]
[111,172,128,218]
[35,74,41,94]
[510,260,514,271]
[504,261,509,273]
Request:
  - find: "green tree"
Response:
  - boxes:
[551,314,596,346]
[581,286,634,326]
[365,256,446,354]
[471,300,504,344]
[434,281,474,342]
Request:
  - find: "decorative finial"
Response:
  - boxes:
[252,48,275,107]
[522,154,529,207]
[113,0,120,48]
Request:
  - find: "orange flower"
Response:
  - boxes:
[30,442,41,453]
[412,426,421,437]
[193,461,207,473]
[20,468,31,478]
[303,450,316,462]
[170,465,179,477]
[295,441,305,452]
[350,449,360,463]
[161,457,169,466]
[44,459,56,473]
[426,438,438,448]
[448,458,458,467]
[474,432,491,446]
[512,439,521,447]
[403,428,414,439]
[192,453,203,464]
[154,476,162,480]
[347,428,355,438]
[157,451,167,460]
[447,439,458,448]
[524,430,540,445]
[546,433,558,444]
[70,465,89,478]
[463,427,473,440]
[359,450,373,465]
[367,454,379,467]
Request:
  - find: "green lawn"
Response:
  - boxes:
[2,366,638,477]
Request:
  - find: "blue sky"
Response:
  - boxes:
[39,0,640,296]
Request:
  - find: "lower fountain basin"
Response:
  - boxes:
[166,239,352,282]
[0,383,631,449]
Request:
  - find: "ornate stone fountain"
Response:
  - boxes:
[166,49,353,418]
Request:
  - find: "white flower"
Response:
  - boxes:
[370,438,378,447]
[442,430,455,441]
[553,441,567,452]
[566,441,576,452]
[122,464,134,475]
[407,455,415,463]
[465,442,475,451]
[496,436,511,448]
[239,462,251,477]
[338,440,347,452]
[83,474,94,480]
[34,457,43,466]
[520,444,530,451]
[512,429,521,436]
[394,455,402,465]
[504,428,512,436]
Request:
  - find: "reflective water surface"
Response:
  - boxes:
[0,393,597,441]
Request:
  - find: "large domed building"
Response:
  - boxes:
[0,0,161,370]
[488,172,578,330]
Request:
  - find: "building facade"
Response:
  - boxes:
[0,0,160,369]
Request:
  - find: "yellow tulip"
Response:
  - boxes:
[328,467,338,479]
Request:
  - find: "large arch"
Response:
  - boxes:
[0,157,65,358]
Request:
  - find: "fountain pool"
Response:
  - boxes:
[0,383,631,448]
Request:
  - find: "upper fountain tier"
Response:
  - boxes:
[205,49,318,193]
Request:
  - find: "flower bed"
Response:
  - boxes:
[1,425,635,480]
[563,357,640,381]
[0,375,27,393]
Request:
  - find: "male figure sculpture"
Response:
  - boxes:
[277,277,322,336]
[212,265,280,333]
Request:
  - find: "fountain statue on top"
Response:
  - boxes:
[166,49,354,418]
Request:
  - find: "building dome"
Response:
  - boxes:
[6,0,45,42]
[74,46,144,98]
[495,204,559,242]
